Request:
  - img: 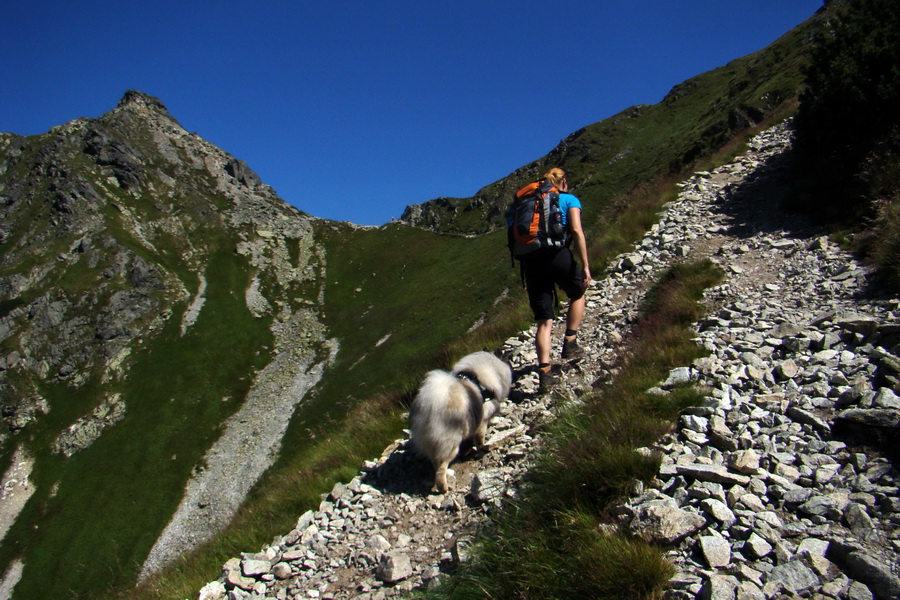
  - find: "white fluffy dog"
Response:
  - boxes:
[409,351,512,493]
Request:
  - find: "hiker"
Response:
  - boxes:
[515,168,591,391]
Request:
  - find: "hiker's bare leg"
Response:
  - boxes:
[565,296,585,341]
[536,318,553,365]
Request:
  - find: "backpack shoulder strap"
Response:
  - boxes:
[515,180,542,200]
[537,179,557,194]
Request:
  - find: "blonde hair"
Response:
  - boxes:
[543,168,567,189]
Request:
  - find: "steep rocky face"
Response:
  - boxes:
[0,91,335,597]
[0,90,322,437]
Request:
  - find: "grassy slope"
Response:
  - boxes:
[0,113,291,598]
[124,224,528,600]
[0,245,273,599]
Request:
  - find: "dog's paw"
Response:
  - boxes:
[471,444,491,457]
[431,469,456,494]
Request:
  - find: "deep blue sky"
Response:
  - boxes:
[3,1,823,226]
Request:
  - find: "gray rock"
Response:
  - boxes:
[699,534,732,568]
[198,580,227,600]
[835,408,900,428]
[700,498,736,527]
[629,501,706,544]
[844,503,879,542]
[376,551,413,583]
[872,388,900,409]
[675,464,751,487]
[834,312,879,336]
[775,359,800,380]
[744,533,772,559]
[700,574,739,600]
[765,559,820,593]
[787,405,830,435]
[726,449,760,475]
[664,367,694,387]
[223,558,255,591]
[734,580,764,600]
[847,580,875,600]
[240,558,270,577]
[272,562,292,580]
[833,547,900,600]
[470,469,506,504]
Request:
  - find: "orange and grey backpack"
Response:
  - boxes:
[506,178,569,261]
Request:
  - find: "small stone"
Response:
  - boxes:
[198,581,227,600]
[765,559,820,593]
[470,469,506,504]
[700,498,736,527]
[744,532,773,559]
[775,359,800,380]
[272,562,292,580]
[700,574,738,600]
[241,558,271,577]
[873,387,900,409]
[727,449,760,475]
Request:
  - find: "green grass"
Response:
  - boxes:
[117,224,529,600]
[0,247,273,599]
[129,388,408,600]
[428,260,723,600]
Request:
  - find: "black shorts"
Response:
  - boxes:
[522,247,585,321]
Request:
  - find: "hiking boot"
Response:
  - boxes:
[538,368,560,394]
[561,337,585,360]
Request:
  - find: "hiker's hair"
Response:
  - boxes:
[544,168,567,188]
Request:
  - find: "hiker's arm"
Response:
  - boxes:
[568,207,591,287]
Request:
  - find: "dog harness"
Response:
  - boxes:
[455,370,494,400]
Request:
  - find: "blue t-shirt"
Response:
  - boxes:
[558,193,582,228]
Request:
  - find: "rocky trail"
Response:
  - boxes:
[198,121,900,600]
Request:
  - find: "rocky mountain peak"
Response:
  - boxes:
[116,89,169,113]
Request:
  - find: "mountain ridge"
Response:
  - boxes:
[398,7,821,236]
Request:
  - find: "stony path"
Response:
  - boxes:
[198,122,900,600]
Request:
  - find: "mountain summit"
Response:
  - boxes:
[117,89,170,113]
[0,89,333,597]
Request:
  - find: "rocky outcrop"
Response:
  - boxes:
[51,393,126,456]
[197,122,899,600]
[0,90,326,441]
[0,91,335,595]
